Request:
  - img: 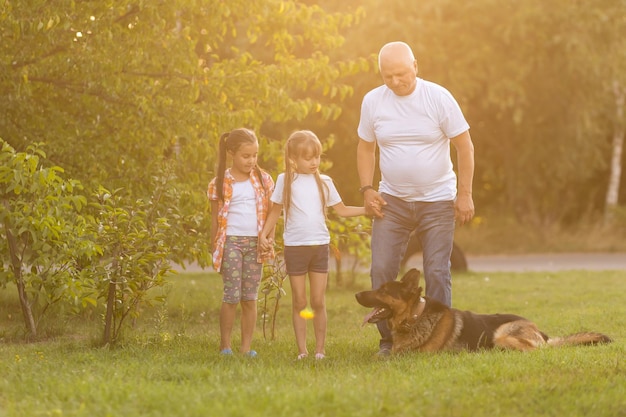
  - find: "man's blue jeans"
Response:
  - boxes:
[370,193,455,349]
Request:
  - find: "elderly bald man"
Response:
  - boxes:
[357,41,475,357]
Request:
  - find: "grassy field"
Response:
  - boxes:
[1,269,625,417]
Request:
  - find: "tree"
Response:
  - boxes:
[1,0,367,267]
[1,1,373,339]
[606,81,625,223]
[307,0,626,228]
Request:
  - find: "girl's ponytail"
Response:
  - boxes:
[254,165,266,197]
[283,141,294,220]
[215,132,229,201]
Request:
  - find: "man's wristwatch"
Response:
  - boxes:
[359,185,374,194]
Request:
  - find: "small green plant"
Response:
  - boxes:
[87,186,172,346]
[259,252,289,340]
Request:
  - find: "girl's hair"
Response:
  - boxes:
[215,128,265,201]
[283,130,328,220]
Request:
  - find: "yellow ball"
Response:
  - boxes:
[299,308,315,320]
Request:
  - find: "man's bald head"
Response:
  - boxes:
[377,42,418,96]
[378,41,415,71]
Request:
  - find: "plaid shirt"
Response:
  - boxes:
[207,168,275,272]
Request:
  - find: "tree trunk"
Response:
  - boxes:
[102,258,119,345]
[102,279,116,345]
[3,215,37,338]
[605,80,625,224]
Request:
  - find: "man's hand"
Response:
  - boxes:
[364,190,386,218]
[454,194,475,226]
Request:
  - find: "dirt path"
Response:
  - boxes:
[175,252,626,274]
[464,252,626,272]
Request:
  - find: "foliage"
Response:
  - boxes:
[0,139,98,338]
[3,0,626,344]
[0,139,179,344]
[318,0,626,227]
[1,1,373,344]
[2,0,626,258]
[0,0,368,267]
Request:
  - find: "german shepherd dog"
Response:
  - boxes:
[355,269,612,354]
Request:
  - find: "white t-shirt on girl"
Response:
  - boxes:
[226,179,258,236]
[271,173,341,246]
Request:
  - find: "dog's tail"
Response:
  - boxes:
[548,332,612,347]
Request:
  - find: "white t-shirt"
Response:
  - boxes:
[357,77,470,202]
[226,179,258,236]
[271,173,342,246]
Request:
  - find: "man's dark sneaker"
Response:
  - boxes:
[376,347,392,358]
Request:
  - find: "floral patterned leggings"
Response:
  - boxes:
[221,236,263,304]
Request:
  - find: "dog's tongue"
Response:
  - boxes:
[362,308,381,326]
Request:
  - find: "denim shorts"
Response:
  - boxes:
[284,244,329,275]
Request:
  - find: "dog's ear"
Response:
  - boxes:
[400,268,421,286]
[400,269,422,295]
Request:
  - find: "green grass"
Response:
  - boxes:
[1,270,625,417]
